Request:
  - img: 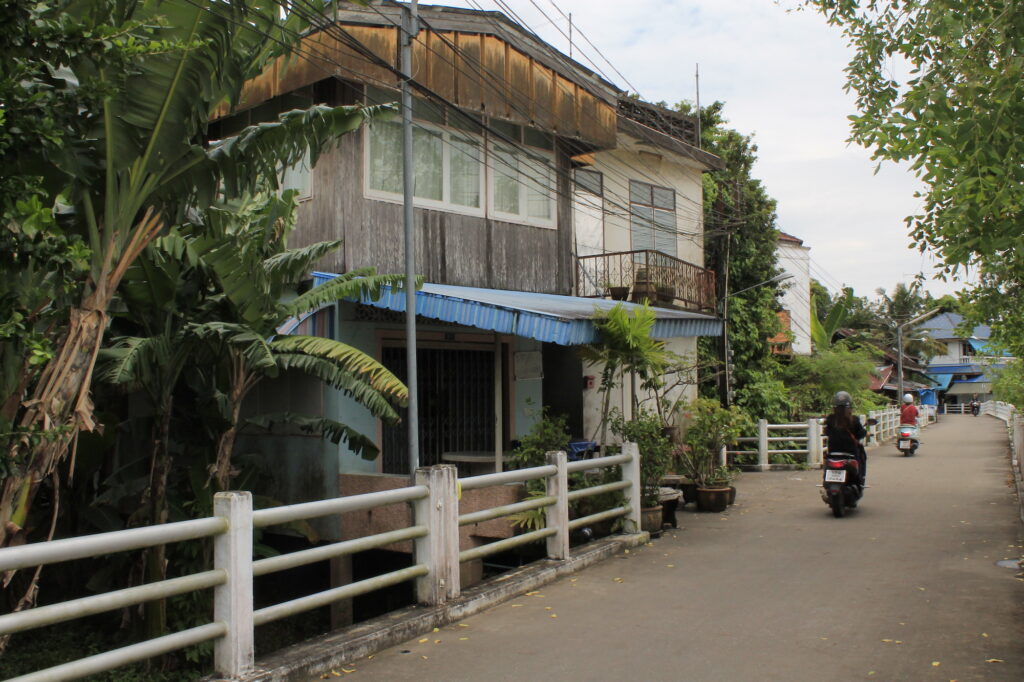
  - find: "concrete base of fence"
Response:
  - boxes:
[206,532,649,682]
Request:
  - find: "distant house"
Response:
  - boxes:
[917,312,1013,405]
[771,231,812,356]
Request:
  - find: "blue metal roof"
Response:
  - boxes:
[927,374,954,390]
[313,272,722,346]
[917,312,991,340]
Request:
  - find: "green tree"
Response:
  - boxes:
[675,101,785,402]
[805,0,1023,356]
[0,1,380,626]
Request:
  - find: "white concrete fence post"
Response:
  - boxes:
[414,464,460,606]
[213,491,255,680]
[621,442,642,533]
[757,419,769,471]
[806,418,822,467]
[545,451,570,560]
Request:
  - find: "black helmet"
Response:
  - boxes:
[833,391,853,408]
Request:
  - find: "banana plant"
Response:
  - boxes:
[186,192,410,491]
[1,0,381,555]
[811,287,854,352]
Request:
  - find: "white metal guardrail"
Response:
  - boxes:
[0,444,640,681]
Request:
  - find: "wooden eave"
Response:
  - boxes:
[215,3,621,149]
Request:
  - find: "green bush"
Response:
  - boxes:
[609,409,671,507]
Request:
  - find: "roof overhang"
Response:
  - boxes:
[314,273,722,345]
[946,381,992,396]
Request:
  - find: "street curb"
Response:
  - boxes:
[208,532,649,681]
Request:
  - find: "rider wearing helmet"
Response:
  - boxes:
[899,393,919,426]
[824,391,868,484]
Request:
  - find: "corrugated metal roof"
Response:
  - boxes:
[313,273,722,345]
[927,374,955,390]
[917,312,991,340]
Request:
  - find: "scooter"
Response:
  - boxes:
[971,401,980,416]
[896,424,919,456]
[820,452,863,518]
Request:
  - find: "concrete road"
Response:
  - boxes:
[324,415,1023,681]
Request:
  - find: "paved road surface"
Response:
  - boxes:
[323,415,1023,681]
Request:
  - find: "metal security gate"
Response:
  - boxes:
[381,346,496,475]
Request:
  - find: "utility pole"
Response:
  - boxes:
[401,0,420,478]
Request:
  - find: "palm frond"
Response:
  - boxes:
[263,240,342,285]
[286,272,420,318]
[245,412,380,460]
[269,335,407,401]
[274,353,402,421]
[190,321,277,373]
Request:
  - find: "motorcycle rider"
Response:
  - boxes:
[824,391,868,485]
[970,394,980,416]
[900,393,919,426]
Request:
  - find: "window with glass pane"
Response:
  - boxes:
[369,121,402,195]
[493,145,520,214]
[629,180,676,256]
[449,136,481,208]
[524,154,552,219]
[412,127,443,200]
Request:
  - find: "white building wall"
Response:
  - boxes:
[776,241,812,355]
[581,336,699,444]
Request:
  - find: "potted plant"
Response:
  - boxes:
[603,280,630,301]
[610,409,672,534]
[673,399,749,512]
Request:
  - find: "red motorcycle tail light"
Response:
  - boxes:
[827,460,845,468]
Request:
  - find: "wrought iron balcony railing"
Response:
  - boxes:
[576,250,717,314]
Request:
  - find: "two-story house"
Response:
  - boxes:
[917,312,1012,406]
[215,1,722,608]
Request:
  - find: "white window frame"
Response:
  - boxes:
[485,140,556,229]
[363,121,486,218]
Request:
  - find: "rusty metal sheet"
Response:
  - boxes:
[553,77,577,137]
[482,36,507,119]
[348,25,398,87]
[236,59,279,112]
[454,33,484,110]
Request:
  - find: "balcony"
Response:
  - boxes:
[576,250,717,314]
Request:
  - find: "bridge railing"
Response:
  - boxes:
[980,400,1023,484]
[0,445,641,681]
[725,405,937,470]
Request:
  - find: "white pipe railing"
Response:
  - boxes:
[0,444,642,681]
[726,405,937,470]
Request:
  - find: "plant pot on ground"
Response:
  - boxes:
[670,398,749,508]
[640,502,663,534]
[695,486,730,513]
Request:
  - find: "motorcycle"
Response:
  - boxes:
[819,452,863,518]
[970,401,980,416]
[896,424,919,457]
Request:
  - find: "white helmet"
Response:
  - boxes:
[902,393,913,404]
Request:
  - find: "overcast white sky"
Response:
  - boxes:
[441,0,969,299]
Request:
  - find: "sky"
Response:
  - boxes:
[439,0,969,300]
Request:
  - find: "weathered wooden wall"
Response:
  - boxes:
[221,24,616,148]
[296,132,575,294]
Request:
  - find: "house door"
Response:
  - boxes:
[381,345,503,475]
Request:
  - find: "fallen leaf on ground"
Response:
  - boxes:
[524,591,539,596]
[418,638,429,643]
[613,577,624,583]
[422,655,428,660]
[932,661,941,667]
[985,659,1004,663]
[882,639,893,643]
[510,604,522,608]
[459,624,469,627]
[981,633,989,638]
[544,606,552,610]
[667,564,675,568]
[459,637,469,641]
[434,640,441,644]
[342,669,356,674]
[550,614,557,618]
[432,627,439,632]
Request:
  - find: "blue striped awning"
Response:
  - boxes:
[313,273,722,346]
